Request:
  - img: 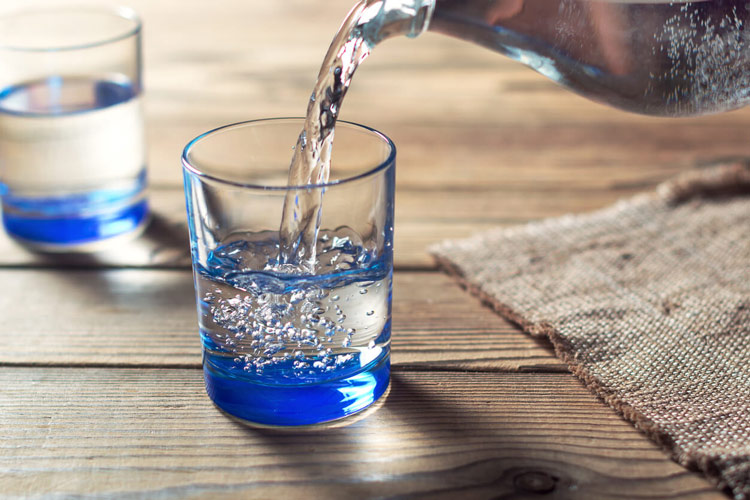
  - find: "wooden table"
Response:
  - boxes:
[1,1,743,497]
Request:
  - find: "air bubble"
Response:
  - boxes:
[290,290,305,304]
[200,232,390,378]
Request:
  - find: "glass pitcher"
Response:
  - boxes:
[375,0,750,116]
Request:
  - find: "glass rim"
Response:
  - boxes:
[181,117,397,191]
[0,5,142,52]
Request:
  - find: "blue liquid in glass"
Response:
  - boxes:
[194,233,392,427]
[0,77,148,248]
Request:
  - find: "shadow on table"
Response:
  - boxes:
[13,212,191,269]
[6,213,197,337]
[231,371,579,498]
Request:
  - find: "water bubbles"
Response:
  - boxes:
[330,235,351,248]
[263,344,285,356]
[301,328,317,338]
[199,229,391,377]
[290,290,305,304]
[335,353,354,366]
[652,3,750,114]
[300,301,317,315]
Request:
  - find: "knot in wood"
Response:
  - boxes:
[512,470,557,494]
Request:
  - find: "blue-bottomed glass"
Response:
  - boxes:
[182,118,395,427]
[0,6,148,250]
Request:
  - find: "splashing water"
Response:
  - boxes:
[278,0,431,272]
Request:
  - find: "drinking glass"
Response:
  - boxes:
[182,118,394,427]
[0,5,148,250]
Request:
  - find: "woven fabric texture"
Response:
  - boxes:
[430,161,750,498]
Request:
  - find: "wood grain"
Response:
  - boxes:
[0,367,721,499]
[0,0,742,497]
[0,270,560,371]
[3,1,747,270]
[0,171,680,270]
[133,2,750,189]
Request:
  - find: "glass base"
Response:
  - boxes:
[203,352,391,428]
[2,198,149,251]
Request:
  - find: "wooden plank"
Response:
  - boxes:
[143,108,750,188]
[131,0,750,188]
[0,270,560,371]
[0,173,667,269]
[6,1,748,188]
[0,368,720,499]
[3,0,748,268]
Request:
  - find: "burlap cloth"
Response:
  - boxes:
[430,161,750,498]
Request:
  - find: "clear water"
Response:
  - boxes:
[432,0,750,116]
[0,76,148,247]
[278,0,750,267]
[278,0,424,270]
[277,0,750,269]
[278,1,377,270]
[195,228,392,426]
[189,1,407,425]
[239,0,750,422]
[240,0,410,424]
